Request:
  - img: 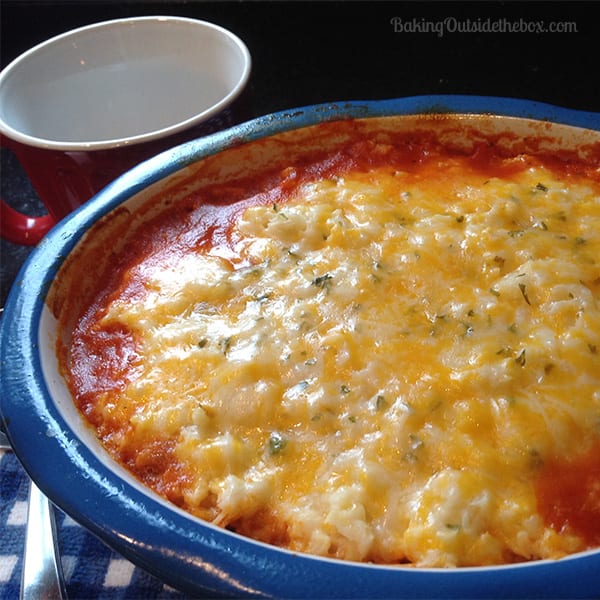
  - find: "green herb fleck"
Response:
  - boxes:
[312,274,333,289]
[518,283,531,305]
[496,347,514,357]
[515,349,527,367]
[462,322,474,336]
[403,434,424,463]
[220,337,232,355]
[375,395,388,411]
[269,432,288,455]
[529,448,544,469]
[409,433,424,450]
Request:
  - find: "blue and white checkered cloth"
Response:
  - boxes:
[1,448,191,599]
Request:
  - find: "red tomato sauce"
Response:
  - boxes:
[536,442,600,547]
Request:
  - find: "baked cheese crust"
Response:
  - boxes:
[62,130,600,567]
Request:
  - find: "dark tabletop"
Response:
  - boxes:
[1,1,599,598]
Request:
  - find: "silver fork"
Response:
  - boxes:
[0,429,68,599]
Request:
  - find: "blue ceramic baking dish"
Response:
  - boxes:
[1,96,599,598]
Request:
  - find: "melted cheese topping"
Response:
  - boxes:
[65,140,600,567]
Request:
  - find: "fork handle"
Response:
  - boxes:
[20,480,68,600]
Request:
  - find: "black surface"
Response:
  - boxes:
[2,0,599,307]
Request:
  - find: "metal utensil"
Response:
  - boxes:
[0,430,68,599]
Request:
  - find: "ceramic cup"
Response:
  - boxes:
[0,15,251,245]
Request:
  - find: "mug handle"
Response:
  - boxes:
[1,137,56,245]
[1,200,55,245]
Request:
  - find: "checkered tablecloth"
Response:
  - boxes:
[0,448,192,599]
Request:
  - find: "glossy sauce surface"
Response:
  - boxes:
[536,442,600,546]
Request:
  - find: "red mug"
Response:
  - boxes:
[0,16,251,245]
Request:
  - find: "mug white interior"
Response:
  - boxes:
[0,16,251,149]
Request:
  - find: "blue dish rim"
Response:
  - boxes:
[1,95,599,598]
